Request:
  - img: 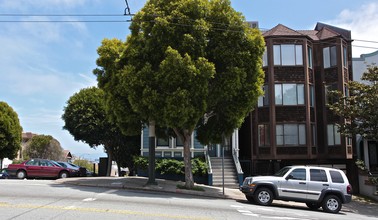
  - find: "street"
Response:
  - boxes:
[0,179,376,220]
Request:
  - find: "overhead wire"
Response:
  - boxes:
[0,13,377,50]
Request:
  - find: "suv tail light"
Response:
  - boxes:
[347,184,352,194]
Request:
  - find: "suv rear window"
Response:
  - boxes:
[330,170,344,183]
[310,169,328,182]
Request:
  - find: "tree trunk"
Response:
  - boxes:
[181,130,194,188]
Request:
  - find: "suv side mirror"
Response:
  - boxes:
[286,174,293,180]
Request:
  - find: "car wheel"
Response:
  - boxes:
[246,195,255,203]
[16,170,26,179]
[306,202,321,210]
[322,195,342,214]
[59,171,69,179]
[254,188,273,206]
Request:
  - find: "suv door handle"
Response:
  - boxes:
[323,184,329,186]
[299,182,306,185]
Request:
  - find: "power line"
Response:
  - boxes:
[0,14,130,17]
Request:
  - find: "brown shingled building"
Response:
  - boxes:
[238,22,356,188]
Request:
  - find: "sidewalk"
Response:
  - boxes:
[56,176,244,200]
[56,176,378,216]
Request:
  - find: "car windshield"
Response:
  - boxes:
[273,167,291,177]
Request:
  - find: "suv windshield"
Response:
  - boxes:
[273,167,291,177]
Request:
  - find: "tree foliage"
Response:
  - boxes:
[94,0,265,187]
[23,135,64,161]
[62,87,141,176]
[328,65,378,140]
[0,101,23,159]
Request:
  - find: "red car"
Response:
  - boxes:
[7,158,71,179]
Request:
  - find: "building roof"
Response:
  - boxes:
[263,24,304,37]
[262,22,351,42]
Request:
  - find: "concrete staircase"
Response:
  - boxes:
[210,157,239,188]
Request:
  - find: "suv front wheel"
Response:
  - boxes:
[254,188,273,206]
[322,195,342,214]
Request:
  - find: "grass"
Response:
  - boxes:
[176,184,205,191]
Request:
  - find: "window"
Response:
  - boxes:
[175,137,183,147]
[310,169,328,182]
[310,85,314,107]
[325,84,338,104]
[307,46,313,68]
[330,170,344,183]
[323,46,337,68]
[275,84,305,105]
[343,46,347,68]
[258,124,270,147]
[327,124,341,146]
[276,124,306,146]
[273,44,303,66]
[258,85,269,107]
[262,46,268,67]
[157,137,169,147]
[289,168,306,180]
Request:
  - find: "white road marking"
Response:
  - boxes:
[237,209,251,213]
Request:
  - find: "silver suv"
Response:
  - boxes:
[240,166,352,214]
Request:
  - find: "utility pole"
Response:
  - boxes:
[147,121,157,185]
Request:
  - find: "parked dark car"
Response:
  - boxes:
[7,158,71,179]
[0,168,10,179]
[53,161,80,177]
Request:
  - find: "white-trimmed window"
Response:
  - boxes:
[275,84,305,105]
[276,124,306,146]
[273,44,303,66]
[156,137,169,147]
[323,46,337,68]
[327,124,341,146]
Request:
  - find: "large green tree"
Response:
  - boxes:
[94,0,265,188]
[0,101,22,161]
[23,135,64,161]
[62,87,140,176]
[328,65,378,140]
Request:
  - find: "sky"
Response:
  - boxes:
[1,0,378,161]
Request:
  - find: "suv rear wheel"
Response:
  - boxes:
[254,188,273,206]
[322,195,342,214]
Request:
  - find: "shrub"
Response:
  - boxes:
[133,156,207,176]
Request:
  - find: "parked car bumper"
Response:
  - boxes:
[240,185,257,196]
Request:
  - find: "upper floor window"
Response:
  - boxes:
[262,46,268,67]
[323,46,337,68]
[276,124,306,146]
[273,44,303,66]
[307,46,313,69]
[258,85,269,107]
[310,85,315,107]
[275,84,304,105]
[343,46,348,68]
[327,124,341,146]
[325,84,338,105]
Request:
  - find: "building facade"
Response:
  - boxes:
[238,23,355,181]
[352,50,378,173]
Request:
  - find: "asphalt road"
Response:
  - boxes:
[0,179,376,220]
